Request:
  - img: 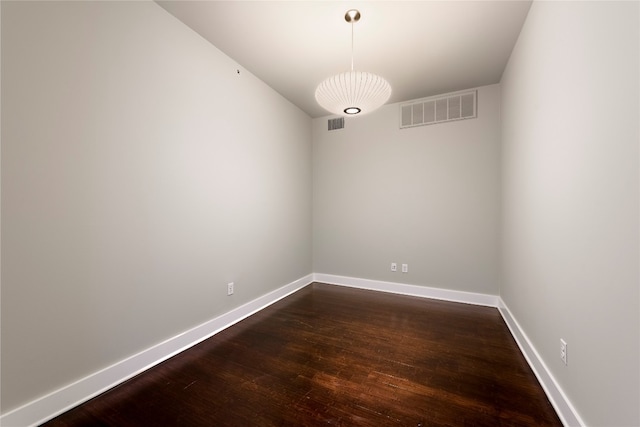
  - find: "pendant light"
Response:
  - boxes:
[315,9,392,117]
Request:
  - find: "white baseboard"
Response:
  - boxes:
[498,298,585,427]
[315,274,583,426]
[0,274,313,427]
[313,273,499,307]
[1,274,582,427]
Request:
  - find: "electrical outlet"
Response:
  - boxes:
[227,282,234,296]
[560,339,567,365]
[391,263,397,272]
[402,263,408,273]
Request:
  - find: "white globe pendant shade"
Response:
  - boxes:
[315,71,392,116]
[315,10,391,117]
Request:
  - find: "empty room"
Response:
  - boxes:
[1,1,638,426]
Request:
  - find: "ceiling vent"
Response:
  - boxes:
[328,117,345,131]
[400,90,477,129]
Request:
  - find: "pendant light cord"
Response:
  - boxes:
[350,19,354,72]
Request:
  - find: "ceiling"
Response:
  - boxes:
[156,1,532,118]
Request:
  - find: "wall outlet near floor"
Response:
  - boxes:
[391,263,397,272]
[227,282,234,296]
[402,263,408,273]
[560,339,567,365]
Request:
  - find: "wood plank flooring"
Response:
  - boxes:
[43,283,562,426]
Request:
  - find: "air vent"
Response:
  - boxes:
[328,117,345,131]
[400,90,477,129]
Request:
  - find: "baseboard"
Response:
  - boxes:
[0,274,314,427]
[2,274,581,427]
[316,274,582,426]
[498,298,585,427]
[313,273,499,307]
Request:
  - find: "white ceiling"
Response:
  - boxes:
[156,1,532,118]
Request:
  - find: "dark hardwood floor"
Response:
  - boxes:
[43,283,562,426]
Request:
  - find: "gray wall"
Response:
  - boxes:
[1,1,312,413]
[313,85,501,295]
[500,1,639,425]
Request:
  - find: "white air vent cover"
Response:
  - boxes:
[400,90,477,129]
[328,117,345,131]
